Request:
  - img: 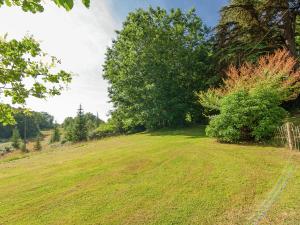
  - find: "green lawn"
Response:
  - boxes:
[0,127,299,225]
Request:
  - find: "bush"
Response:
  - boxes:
[50,126,61,143]
[88,123,120,140]
[11,128,21,149]
[34,135,42,151]
[206,88,287,143]
[4,146,11,153]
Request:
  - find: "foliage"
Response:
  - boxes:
[215,0,300,70]
[199,49,300,111]
[34,112,54,130]
[63,111,103,141]
[88,123,120,140]
[0,0,90,13]
[20,140,28,153]
[103,7,215,130]
[11,128,20,149]
[34,135,42,151]
[65,105,88,142]
[0,110,54,140]
[199,49,300,142]
[50,125,61,143]
[206,89,288,143]
[0,35,72,125]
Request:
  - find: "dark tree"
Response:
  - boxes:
[216,0,300,69]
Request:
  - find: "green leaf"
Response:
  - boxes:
[82,0,90,8]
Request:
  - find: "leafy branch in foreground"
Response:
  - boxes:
[0,0,90,13]
[0,35,72,125]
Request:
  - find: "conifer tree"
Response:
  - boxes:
[34,135,42,151]
[66,104,88,142]
[11,128,21,149]
[50,124,61,143]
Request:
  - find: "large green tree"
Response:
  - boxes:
[103,7,214,130]
[0,0,90,12]
[0,35,72,125]
[216,0,300,68]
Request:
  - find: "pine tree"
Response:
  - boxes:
[21,140,28,153]
[67,104,88,142]
[34,135,42,151]
[11,128,21,149]
[50,124,61,143]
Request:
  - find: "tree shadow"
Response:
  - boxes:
[146,125,207,139]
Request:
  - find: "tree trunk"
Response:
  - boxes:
[283,2,297,57]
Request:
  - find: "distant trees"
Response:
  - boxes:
[103,7,215,130]
[64,105,93,142]
[0,110,55,140]
[199,49,300,142]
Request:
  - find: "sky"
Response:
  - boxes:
[0,0,227,123]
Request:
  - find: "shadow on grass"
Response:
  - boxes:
[146,125,207,139]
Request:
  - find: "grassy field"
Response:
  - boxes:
[0,127,299,225]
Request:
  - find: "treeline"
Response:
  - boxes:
[0,110,54,140]
[101,2,300,142]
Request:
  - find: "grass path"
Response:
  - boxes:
[0,127,299,224]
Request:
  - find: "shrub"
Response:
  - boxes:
[11,128,21,149]
[199,49,300,143]
[20,141,28,153]
[34,135,42,151]
[206,88,287,142]
[4,146,11,153]
[50,126,61,143]
[88,123,120,140]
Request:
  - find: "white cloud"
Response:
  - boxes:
[0,1,118,122]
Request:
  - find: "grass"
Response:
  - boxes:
[0,126,299,225]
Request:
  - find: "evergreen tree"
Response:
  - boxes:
[11,128,21,149]
[20,140,28,153]
[50,124,61,143]
[66,105,88,142]
[216,0,300,69]
[34,135,42,151]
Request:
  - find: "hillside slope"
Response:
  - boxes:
[0,127,299,225]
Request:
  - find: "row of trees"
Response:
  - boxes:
[0,110,54,140]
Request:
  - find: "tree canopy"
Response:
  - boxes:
[103,7,215,130]
[0,0,90,13]
[216,0,300,69]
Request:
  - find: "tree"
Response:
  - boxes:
[65,104,88,142]
[50,124,61,143]
[0,35,72,125]
[216,0,300,69]
[34,135,42,151]
[0,0,90,13]
[199,49,300,142]
[11,128,20,149]
[103,7,214,130]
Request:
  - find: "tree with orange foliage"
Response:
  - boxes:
[198,49,300,143]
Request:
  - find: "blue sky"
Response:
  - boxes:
[107,0,228,27]
[0,0,227,122]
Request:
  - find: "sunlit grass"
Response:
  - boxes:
[0,127,298,224]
